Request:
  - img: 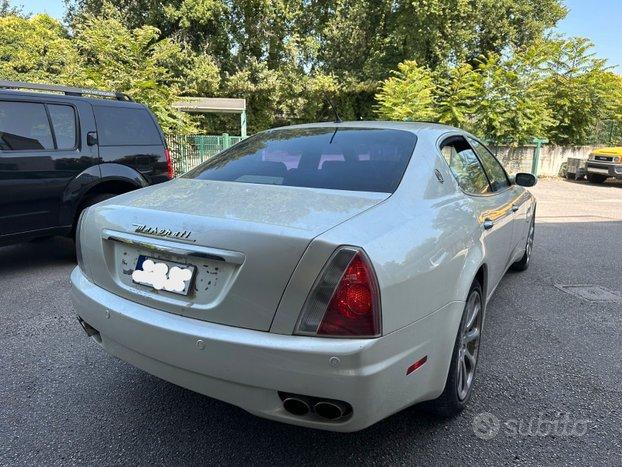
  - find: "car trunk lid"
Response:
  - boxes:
[83,178,388,331]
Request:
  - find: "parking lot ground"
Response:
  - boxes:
[1,178,621,465]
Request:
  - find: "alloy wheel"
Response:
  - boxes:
[525,218,535,264]
[457,290,482,401]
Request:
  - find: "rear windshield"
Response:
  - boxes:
[185,127,417,193]
[93,105,162,146]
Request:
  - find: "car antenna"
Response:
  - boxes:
[324,94,342,124]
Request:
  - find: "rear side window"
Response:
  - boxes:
[0,101,54,150]
[440,137,490,194]
[468,138,510,191]
[93,106,161,146]
[185,127,417,193]
[48,104,77,149]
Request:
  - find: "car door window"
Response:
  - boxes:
[468,138,510,192]
[48,104,77,150]
[440,137,491,195]
[0,101,54,151]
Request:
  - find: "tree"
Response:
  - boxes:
[0,14,84,83]
[543,37,618,145]
[433,64,479,129]
[0,0,23,17]
[64,0,570,132]
[0,6,223,133]
[471,50,554,145]
[374,44,557,145]
[375,61,436,121]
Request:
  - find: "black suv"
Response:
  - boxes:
[0,80,172,246]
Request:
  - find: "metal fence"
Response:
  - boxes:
[166,134,244,175]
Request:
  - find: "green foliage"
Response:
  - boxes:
[0,14,83,82]
[434,64,479,129]
[375,61,437,122]
[0,0,620,144]
[59,0,572,135]
[375,38,622,146]
[471,50,554,145]
[71,6,219,132]
[542,38,618,145]
[0,6,222,133]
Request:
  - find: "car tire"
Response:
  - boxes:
[510,214,535,272]
[586,173,607,184]
[72,193,117,239]
[427,280,484,417]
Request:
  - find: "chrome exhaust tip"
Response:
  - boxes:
[314,401,350,420]
[77,317,101,343]
[283,397,311,416]
[77,316,98,337]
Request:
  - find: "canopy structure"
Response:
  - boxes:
[172,97,247,137]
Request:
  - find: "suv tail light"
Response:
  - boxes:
[295,247,381,338]
[164,148,174,179]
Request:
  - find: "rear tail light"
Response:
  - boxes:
[295,247,381,338]
[164,148,174,179]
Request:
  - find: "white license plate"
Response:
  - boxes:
[131,255,196,296]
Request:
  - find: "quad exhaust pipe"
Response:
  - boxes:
[313,400,350,420]
[282,396,311,416]
[279,392,352,421]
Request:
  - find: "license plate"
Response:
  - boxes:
[131,255,196,296]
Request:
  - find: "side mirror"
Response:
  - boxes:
[87,132,98,146]
[515,172,537,187]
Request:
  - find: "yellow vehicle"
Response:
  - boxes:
[586,147,622,183]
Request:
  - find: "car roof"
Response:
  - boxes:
[0,88,147,109]
[268,120,464,139]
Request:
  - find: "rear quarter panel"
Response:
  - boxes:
[271,136,487,336]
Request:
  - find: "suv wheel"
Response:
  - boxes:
[72,193,117,238]
[427,280,483,417]
[586,173,607,184]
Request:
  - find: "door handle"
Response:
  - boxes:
[483,218,494,230]
[512,204,519,212]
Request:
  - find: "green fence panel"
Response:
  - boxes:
[165,133,246,176]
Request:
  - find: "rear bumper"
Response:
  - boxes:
[586,161,622,179]
[70,267,462,432]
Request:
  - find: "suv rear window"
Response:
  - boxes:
[185,127,417,193]
[93,106,161,146]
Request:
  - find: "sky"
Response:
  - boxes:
[14,0,622,73]
[556,0,622,72]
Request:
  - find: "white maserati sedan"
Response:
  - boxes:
[71,122,537,432]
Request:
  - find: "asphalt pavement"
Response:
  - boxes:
[1,178,621,465]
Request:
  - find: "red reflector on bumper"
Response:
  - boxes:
[406,355,428,375]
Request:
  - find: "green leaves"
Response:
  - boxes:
[542,37,618,145]
[375,61,437,122]
[375,38,622,146]
[0,9,223,133]
[3,0,620,143]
